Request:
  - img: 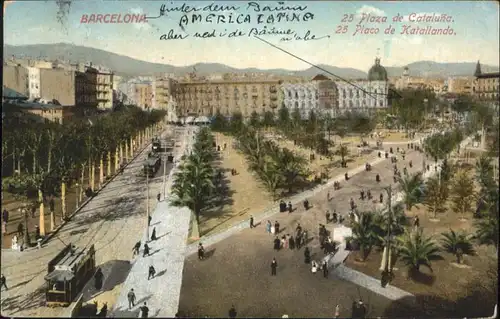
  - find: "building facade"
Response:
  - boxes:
[27,67,41,100]
[154,77,178,110]
[133,83,154,110]
[473,61,500,111]
[173,79,282,117]
[281,74,338,118]
[39,68,97,107]
[94,69,114,110]
[334,57,389,115]
[3,64,30,97]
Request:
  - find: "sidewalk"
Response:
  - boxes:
[110,203,191,318]
[111,127,195,318]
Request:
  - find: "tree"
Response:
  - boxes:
[440,229,475,264]
[256,160,281,200]
[261,111,275,128]
[229,111,244,134]
[275,148,307,194]
[335,144,349,167]
[450,169,475,219]
[351,211,377,261]
[398,172,424,211]
[474,216,499,254]
[211,109,228,132]
[278,105,290,129]
[396,229,442,276]
[249,111,260,128]
[424,176,448,219]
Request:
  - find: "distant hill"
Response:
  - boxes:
[4,43,499,78]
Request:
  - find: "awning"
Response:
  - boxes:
[44,270,75,282]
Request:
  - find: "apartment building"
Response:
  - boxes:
[154,77,177,110]
[3,64,30,97]
[473,61,499,111]
[447,76,474,94]
[133,83,154,110]
[173,78,282,117]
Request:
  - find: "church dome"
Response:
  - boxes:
[368,58,388,81]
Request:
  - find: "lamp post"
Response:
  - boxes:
[146,170,150,240]
[423,98,429,133]
[75,182,80,209]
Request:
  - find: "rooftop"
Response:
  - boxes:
[476,72,500,79]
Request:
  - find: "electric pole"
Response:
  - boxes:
[381,185,393,287]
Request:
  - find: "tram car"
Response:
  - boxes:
[143,152,161,177]
[152,137,162,153]
[44,244,96,307]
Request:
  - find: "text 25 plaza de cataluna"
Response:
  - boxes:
[80,14,148,23]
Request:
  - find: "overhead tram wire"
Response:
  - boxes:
[253,35,402,101]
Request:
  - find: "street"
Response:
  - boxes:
[0,125,185,317]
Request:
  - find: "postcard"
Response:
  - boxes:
[2,1,499,318]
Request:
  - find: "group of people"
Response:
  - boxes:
[271,223,308,251]
[127,288,150,317]
[279,200,293,213]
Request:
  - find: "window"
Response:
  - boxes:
[295,92,298,99]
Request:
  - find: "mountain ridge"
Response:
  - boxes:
[4,43,499,78]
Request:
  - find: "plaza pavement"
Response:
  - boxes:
[0,127,175,317]
[111,126,196,318]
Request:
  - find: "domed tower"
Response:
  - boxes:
[474,60,482,77]
[368,57,388,82]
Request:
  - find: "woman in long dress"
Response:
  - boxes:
[266,221,272,234]
[311,261,318,273]
[271,224,275,235]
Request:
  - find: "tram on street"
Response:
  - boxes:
[143,152,161,177]
[44,244,96,307]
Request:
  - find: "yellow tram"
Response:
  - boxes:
[44,244,96,307]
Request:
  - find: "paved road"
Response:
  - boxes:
[0,126,177,317]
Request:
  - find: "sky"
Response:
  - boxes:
[3,1,500,71]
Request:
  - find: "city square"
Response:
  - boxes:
[2,1,499,318]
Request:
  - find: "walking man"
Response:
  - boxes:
[143,243,150,257]
[127,288,136,309]
[148,265,156,280]
[140,302,149,318]
[198,243,205,260]
[325,210,330,224]
[1,274,7,291]
[228,305,237,318]
[322,261,329,278]
[17,223,23,237]
[249,215,255,229]
[133,241,141,256]
[271,258,278,276]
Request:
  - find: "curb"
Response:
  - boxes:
[2,133,159,252]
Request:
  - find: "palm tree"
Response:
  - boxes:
[275,148,307,194]
[249,111,260,128]
[440,229,475,264]
[475,154,495,188]
[335,144,349,167]
[474,216,499,254]
[256,160,281,200]
[423,176,448,219]
[398,172,424,211]
[351,211,377,261]
[396,229,442,277]
[261,110,275,129]
[450,169,475,220]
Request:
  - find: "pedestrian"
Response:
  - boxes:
[275,221,280,234]
[296,223,302,234]
[327,191,331,201]
[151,227,157,241]
[322,260,329,278]
[273,236,281,251]
[325,210,330,224]
[281,235,287,249]
[335,305,340,318]
[148,215,152,226]
[287,201,292,213]
[228,305,237,318]
[127,288,136,309]
[304,247,311,264]
[376,174,380,182]
[303,199,309,211]
[143,243,150,257]
[148,265,156,280]
[100,302,108,317]
[289,235,295,250]
[2,209,9,224]
[379,193,383,203]
[94,267,104,290]
[35,225,40,240]
[271,258,278,276]
[133,241,141,256]
[249,215,255,229]
[198,243,205,260]
[266,220,271,234]
[1,274,7,291]
[271,222,275,235]
[345,172,349,180]
[414,215,420,230]
[311,260,318,273]
[157,193,161,202]
[350,198,355,211]
[284,234,290,249]
[140,302,149,318]
[17,223,23,237]
[360,190,365,200]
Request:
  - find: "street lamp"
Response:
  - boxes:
[75,182,80,209]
